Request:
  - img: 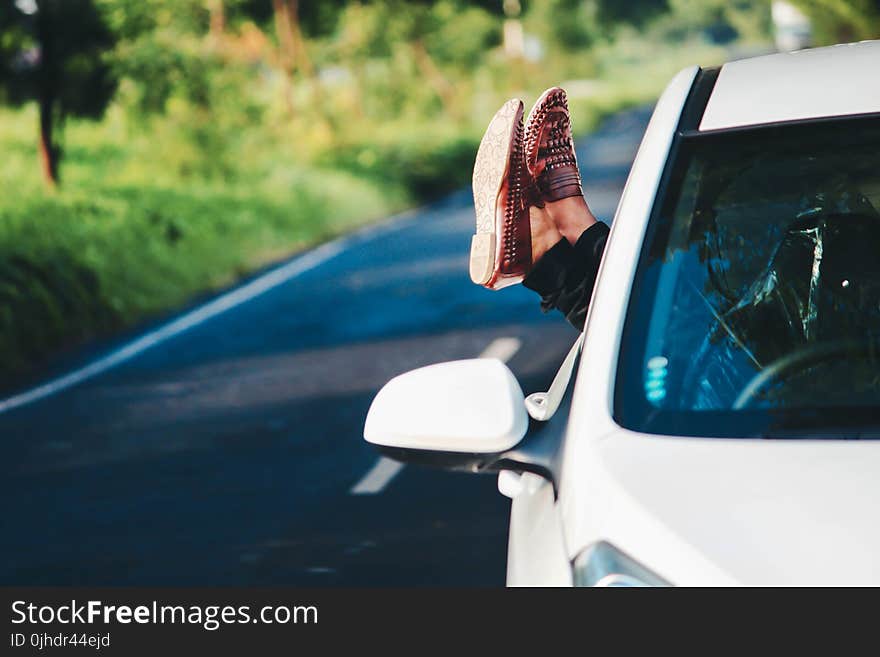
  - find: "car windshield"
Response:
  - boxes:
[615,115,880,438]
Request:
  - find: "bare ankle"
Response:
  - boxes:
[530,206,562,263]
[545,195,597,244]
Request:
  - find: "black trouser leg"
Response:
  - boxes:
[523,221,610,331]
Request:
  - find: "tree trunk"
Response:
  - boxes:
[411,40,458,117]
[35,0,60,189]
[272,0,298,114]
[38,95,59,188]
[502,0,525,91]
[272,0,332,129]
[272,0,297,74]
[208,0,226,42]
[288,0,330,125]
[288,0,313,77]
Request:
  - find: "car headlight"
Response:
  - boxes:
[572,541,671,587]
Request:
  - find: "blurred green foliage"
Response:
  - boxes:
[789,0,880,43]
[0,0,776,385]
[0,104,404,384]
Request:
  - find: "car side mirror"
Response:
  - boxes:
[363,359,528,470]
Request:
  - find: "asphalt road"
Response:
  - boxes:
[0,106,649,586]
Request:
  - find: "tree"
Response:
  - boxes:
[787,0,880,43]
[0,0,116,188]
[592,0,671,29]
[207,0,226,42]
[270,0,349,119]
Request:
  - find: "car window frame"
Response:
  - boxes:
[613,111,880,439]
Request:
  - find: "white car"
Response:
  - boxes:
[364,40,880,586]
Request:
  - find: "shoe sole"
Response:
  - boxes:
[470,99,524,286]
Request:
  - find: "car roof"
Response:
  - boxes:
[700,40,880,131]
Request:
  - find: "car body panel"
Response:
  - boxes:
[506,66,700,585]
[504,45,880,585]
[700,40,880,131]
[506,472,573,586]
[554,65,699,570]
[542,45,880,586]
[591,431,880,585]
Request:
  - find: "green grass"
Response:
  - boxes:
[0,106,407,386]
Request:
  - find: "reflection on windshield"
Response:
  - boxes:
[617,117,880,435]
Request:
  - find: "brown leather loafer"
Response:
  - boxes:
[524,87,583,204]
[470,99,532,289]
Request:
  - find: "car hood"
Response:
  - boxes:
[579,431,880,585]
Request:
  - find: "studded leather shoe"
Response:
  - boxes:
[524,87,583,204]
[470,98,532,289]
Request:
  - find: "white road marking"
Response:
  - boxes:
[0,208,422,416]
[350,457,405,495]
[478,336,522,363]
[352,335,522,496]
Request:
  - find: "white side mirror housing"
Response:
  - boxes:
[364,359,528,455]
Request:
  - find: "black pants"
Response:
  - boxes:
[522,221,609,331]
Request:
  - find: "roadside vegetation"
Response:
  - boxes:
[0,0,870,387]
